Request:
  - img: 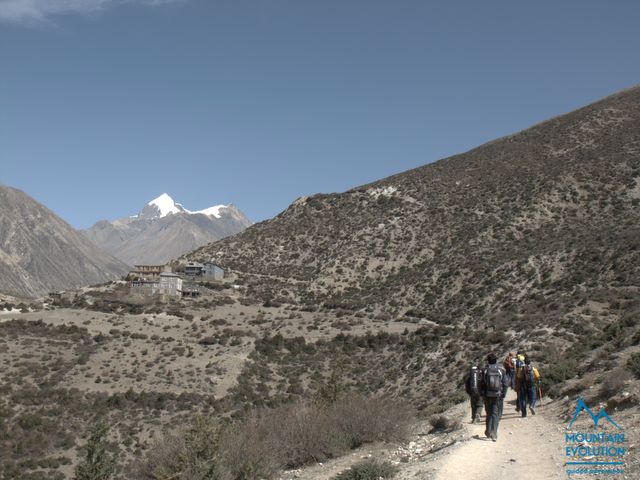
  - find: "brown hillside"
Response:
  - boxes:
[0,186,129,298]
[186,86,640,325]
[180,86,640,416]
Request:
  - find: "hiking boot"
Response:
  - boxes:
[491,435,497,442]
[515,406,520,412]
[530,406,536,416]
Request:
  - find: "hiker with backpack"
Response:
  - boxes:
[516,356,541,417]
[482,352,509,441]
[464,364,484,423]
[503,352,515,390]
[514,350,526,412]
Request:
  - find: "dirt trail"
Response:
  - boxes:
[284,389,568,480]
[429,389,565,480]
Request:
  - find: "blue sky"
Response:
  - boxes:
[1,0,639,228]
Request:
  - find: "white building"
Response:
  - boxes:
[159,272,182,297]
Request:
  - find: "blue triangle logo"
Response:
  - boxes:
[567,398,623,430]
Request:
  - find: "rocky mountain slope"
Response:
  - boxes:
[0,186,129,298]
[2,87,640,480]
[181,86,640,417]
[84,193,251,265]
[187,86,640,326]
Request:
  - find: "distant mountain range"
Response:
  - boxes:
[84,194,251,266]
[0,185,129,298]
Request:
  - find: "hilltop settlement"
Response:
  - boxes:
[128,262,226,301]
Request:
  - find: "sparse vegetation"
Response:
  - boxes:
[136,395,413,479]
[134,416,221,480]
[332,460,399,480]
[627,353,640,379]
[2,87,640,478]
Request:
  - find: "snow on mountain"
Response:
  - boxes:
[141,193,228,219]
[84,193,252,265]
[185,205,226,219]
[148,193,185,217]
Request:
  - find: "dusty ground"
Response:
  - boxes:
[284,388,638,480]
[429,391,564,480]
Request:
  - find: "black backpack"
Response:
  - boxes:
[484,364,503,398]
[468,367,483,396]
[523,365,536,388]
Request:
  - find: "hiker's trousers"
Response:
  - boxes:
[519,386,537,416]
[469,394,483,420]
[483,396,502,439]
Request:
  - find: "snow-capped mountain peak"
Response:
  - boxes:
[86,193,252,265]
[137,193,230,220]
[147,193,186,217]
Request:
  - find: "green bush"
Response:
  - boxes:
[74,421,115,480]
[332,460,399,480]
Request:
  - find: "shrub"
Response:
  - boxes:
[217,420,280,480]
[74,421,115,480]
[134,416,221,480]
[224,400,346,470]
[540,359,579,397]
[428,414,461,433]
[329,395,413,448]
[598,368,632,400]
[626,353,640,379]
[137,395,413,479]
[332,460,399,480]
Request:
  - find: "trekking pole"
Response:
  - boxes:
[538,384,544,413]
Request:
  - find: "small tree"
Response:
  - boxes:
[314,368,348,406]
[74,421,115,480]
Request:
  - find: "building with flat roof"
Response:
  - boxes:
[159,272,182,298]
[130,280,160,296]
[203,262,224,280]
[183,261,225,280]
[130,264,170,278]
[184,262,204,277]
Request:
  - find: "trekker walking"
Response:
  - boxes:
[516,356,540,417]
[482,353,509,442]
[504,352,515,389]
[514,350,525,412]
[464,364,484,423]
